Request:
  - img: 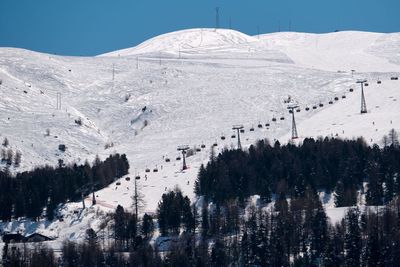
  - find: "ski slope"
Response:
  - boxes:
[0,28,400,245]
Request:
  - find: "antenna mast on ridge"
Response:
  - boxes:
[215,7,220,30]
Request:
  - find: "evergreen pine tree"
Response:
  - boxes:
[344,208,361,267]
[141,213,154,239]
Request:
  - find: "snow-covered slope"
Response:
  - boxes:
[260,31,400,72]
[101,28,292,64]
[1,28,400,245]
[103,28,258,56]
[281,78,400,144]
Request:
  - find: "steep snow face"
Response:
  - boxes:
[259,31,400,72]
[0,29,400,243]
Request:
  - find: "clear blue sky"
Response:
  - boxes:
[1,0,399,56]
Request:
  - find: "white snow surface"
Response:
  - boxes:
[1,28,400,247]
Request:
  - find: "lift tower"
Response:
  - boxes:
[134,174,141,220]
[287,105,299,139]
[232,125,244,150]
[178,145,190,170]
[357,79,368,114]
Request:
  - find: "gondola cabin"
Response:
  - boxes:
[145,168,150,173]
[125,177,131,181]
[319,103,324,107]
[221,136,226,140]
[258,123,262,128]
[305,107,310,111]
[165,158,170,162]
[312,106,317,109]
[334,97,339,101]
[250,127,255,131]
[201,144,206,148]
[272,117,277,122]
[280,117,285,120]
[349,88,354,92]
[329,101,333,104]
[265,123,270,127]
[342,95,346,99]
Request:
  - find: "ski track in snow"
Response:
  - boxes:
[0,28,400,247]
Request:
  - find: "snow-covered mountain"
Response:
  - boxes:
[0,28,400,246]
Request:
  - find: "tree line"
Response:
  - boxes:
[195,135,400,207]
[154,192,400,266]
[0,153,129,221]
[4,187,400,266]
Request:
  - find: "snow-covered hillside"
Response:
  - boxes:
[0,28,400,245]
[260,31,400,72]
[103,29,259,57]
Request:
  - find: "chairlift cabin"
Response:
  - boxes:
[334,97,339,101]
[289,109,293,114]
[391,77,398,80]
[153,168,158,173]
[201,144,206,148]
[176,156,181,160]
[250,127,255,131]
[296,108,301,112]
[305,107,310,111]
[265,123,270,127]
[349,88,354,92]
[319,103,324,107]
[145,168,150,173]
[364,83,369,86]
[279,116,284,120]
[258,123,263,128]
[116,182,121,186]
[312,106,317,109]
[240,129,245,133]
[221,136,226,140]
[342,95,346,99]
[377,80,381,84]
[272,117,277,122]
[213,142,218,147]
[165,158,171,162]
[329,100,333,104]
[196,148,201,152]
[231,134,236,138]
[125,177,131,181]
